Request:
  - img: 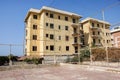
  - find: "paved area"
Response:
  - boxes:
[0,65,120,80]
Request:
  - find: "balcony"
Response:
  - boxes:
[72,42,81,46]
[95,43,102,46]
[80,34,84,38]
[72,33,80,36]
[71,23,80,28]
[90,26,101,31]
[92,35,102,39]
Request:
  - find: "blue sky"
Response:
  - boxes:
[0,0,120,56]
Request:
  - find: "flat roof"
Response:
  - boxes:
[111,28,120,33]
[81,17,110,25]
[25,6,82,22]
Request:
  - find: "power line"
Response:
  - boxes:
[91,2,120,19]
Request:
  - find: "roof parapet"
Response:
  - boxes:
[24,6,82,22]
[81,17,110,25]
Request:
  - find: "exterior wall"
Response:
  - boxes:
[82,20,112,47]
[111,31,120,48]
[25,12,41,56]
[25,9,80,56]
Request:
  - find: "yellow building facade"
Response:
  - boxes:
[81,17,112,47]
[25,6,112,57]
[25,6,82,56]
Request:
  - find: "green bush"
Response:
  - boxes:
[24,58,43,64]
[0,56,9,66]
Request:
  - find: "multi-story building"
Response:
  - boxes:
[111,26,120,48]
[81,17,112,47]
[24,6,82,56]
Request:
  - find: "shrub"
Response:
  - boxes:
[24,58,43,64]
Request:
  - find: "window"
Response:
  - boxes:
[65,17,68,21]
[50,45,54,51]
[97,24,99,27]
[65,26,68,30]
[59,36,61,40]
[92,23,94,27]
[33,25,37,29]
[107,40,109,43]
[50,34,54,39]
[46,46,49,50]
[74,28,77,33]
[72,19,76,23]
[58,16,60,19]
[33,35,37,40]
[50,13,54,18]
[33,15,37,19]
[65,36,69,41]
[58,25,61,30]
[32,46,37,51]
[46,13,48,16]
[66,46,69,51]
[46,34,49,37]
[93,31,95,35]
[93,39,96,44]
[98,31,100,35]
[74,37,77,43]
[50,23,54,29]
[99,39,101,43]
[106,33,107,36]
[46,23,48,27]
[81,25,83,29]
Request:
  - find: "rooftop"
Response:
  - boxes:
[111,26,120,33]
[25,6,82,22]
[81,17,110,25]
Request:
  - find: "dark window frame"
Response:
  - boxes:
[50,13,54,18]
[32,46,37,51]
[72,19,76,23]
[46,23,48,27]
[46,34,49,37]
[33,35,37,40]
[46,46,49,50]
[50,34,54,39]
[33,25,37,29]
[66,46,69,51]
[58,16,60,19]
[50,45,54,51]
[46,13,48,16]
[65,36,69,41]
[65,16,68,21]
[58,25,61,30]
[50,23,54,29]
[65,26,68,30]
[33,15,37,19]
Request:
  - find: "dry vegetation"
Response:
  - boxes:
[91,47,120,62]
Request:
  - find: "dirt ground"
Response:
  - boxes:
[0,64,120,80]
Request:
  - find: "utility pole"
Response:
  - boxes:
[9,44,12,66]
[105,46,109,65]
[102,10,105,21]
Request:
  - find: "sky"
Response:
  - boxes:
[0,0,120,56]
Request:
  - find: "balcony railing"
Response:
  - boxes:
[72,42,80,46]
[95,43,102,46]
[72,33,80,36]
[90,26,101,31]
[92,35,102,38]
[71,23,80,28]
